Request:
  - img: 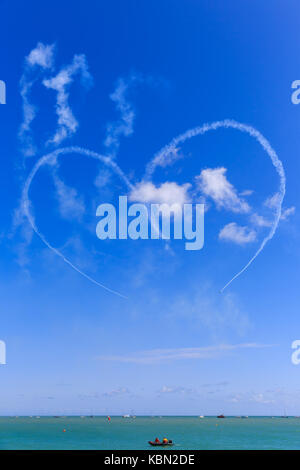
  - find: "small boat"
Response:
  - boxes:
[217,414,225,418]
[149,441,173,447]
[199,415,204,418]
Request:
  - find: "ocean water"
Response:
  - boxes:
[0,416,300,450]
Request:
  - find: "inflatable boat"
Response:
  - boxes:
[148,441,173,446]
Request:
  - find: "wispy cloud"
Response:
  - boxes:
[167,287,251,337]
[250,213,272,228]
[94,168,112,190]
[219,222,256,245]
[196,167,251,214]
[157,385,194,395]
[239,189,254,197]
[280,206,296,221]
[264,194,295,222]
[103,387,130,397]
[43,54,92,145]
[229,391,276,405]
[53,172,85,221]
[250,392,275,405]
[97,343,273,364]
[202,381,229,388]
[264,193,280,210]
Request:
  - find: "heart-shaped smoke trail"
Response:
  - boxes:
[21,146,134,299]
[22,121,285,296]
[145,119,286,292]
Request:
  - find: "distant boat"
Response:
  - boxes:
[199,415,204,418]
[122,414,130,418]
[217,414,225,418]
[241,416,248,419]
[149,440,174,447]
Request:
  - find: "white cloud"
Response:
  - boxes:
[219,222,256,245]
[264,192,280,210]
[239,189,254,197]
[250,393,275,405]
[250,213,272,228]
[97,343,273,364]
[229,394,243,403]
[103,387,129,397]
[128,181,191,207]
[94,169,112,190]
[281,206,296,221]
[264,194,295,222]
[158,385,193,395]
[196,167,250,213]
[53,174,85,221]
[159,385,175,393]
[43,54,92,145]
[26,42,55,69]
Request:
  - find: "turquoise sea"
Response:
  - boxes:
[1,416,300,450]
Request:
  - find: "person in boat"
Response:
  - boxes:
[162,438,168,444]
[155,437,161,444]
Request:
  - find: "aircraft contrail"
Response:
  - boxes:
[21,146,133,299]
[21,122,285,295]
[145,119,286,291]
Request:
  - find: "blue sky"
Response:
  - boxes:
[0,0,300,415]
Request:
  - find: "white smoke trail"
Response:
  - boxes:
[43,54,93,145]
[104,75,138,158]
[21,146,134,298]
[145,119,286,291]
[19,43,55,157]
